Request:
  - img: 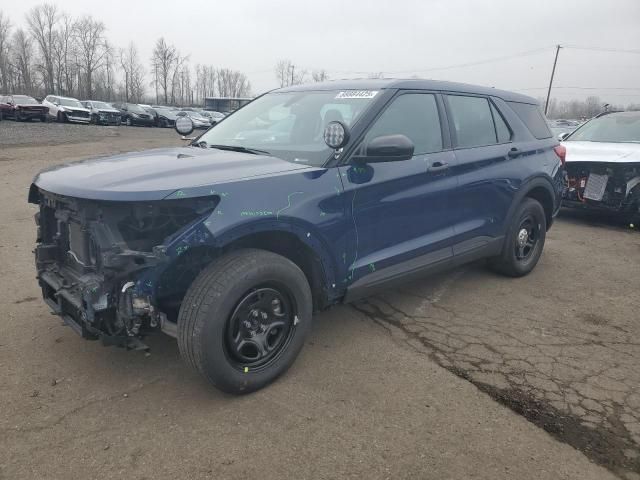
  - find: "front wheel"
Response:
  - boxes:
[125,117,132,126]
[177,249,312,394]
[489,198,546,277]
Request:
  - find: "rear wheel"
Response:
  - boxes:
[177,249,312,394]
[489,198,546,277]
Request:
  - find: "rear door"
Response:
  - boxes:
[444,94,516,254]
[339,91,457,292]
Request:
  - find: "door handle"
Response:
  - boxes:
[427,161,449,172]
[507,147,520,158]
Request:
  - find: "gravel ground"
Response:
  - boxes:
[0,124,637,479]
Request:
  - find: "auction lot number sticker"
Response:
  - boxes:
[335,90,378,99]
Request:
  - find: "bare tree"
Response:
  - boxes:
[151,37,177,104]
[11,28,35,94]
[26,3,58,92]
[74,15,106,98]
[274,59,305,87]
[52,13,76,96]
[0,11,12,93]
[217,68,250,97]
[119,42,145,103]
[311,69,329,82]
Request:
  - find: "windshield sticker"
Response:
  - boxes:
[335,90,378,99]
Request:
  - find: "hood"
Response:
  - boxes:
[16,103,46,108]
[62,106,90,113]
[33,147,313,201]
[564,141,640,164]
[97,108,120,114]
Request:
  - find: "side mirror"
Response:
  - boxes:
[175,116,194,136]
[357,134,414,163]
[558,132,570,141]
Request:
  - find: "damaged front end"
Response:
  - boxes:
[563,161,640,217]
[30,187,218,350]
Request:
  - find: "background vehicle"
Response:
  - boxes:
[112,102,155,126]
[561,111,640,220]
[0,95,48,122]
[139,104,160,126]
[153,106,179,127]
[81,100,122,126]
[201,110,225,125]
[30,79,564,394]
[42,95,91,123]
[548,119,581,139]
[177,110,211,129]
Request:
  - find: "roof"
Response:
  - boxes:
[275,78,537,104]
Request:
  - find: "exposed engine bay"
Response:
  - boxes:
[563,161,640,216]
[31,188,218,349]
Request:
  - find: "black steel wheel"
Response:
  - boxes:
[178,249,312,394]
[225,287,296,370]
[489,197,546,277]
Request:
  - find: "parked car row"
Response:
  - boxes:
[0,93,227,128]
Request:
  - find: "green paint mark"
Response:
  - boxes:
[334,186,340,195]
[342,252,346,264]
[175,245,190,256]
[210,189,229,197]
[320,211,327,217]
[276,192,304,220]
[368,263,376,272]
[175,190,186,198]
[145,280,153,288]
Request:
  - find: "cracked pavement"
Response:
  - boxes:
[0,124,637,479]
[352,211,640,477]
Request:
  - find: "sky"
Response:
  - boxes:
[2,0,640,104]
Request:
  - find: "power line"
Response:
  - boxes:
[563,45,640,55]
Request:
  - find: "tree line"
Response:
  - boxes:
[544,96,640,120]
[0,4,252,105]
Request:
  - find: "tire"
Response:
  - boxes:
[40,115,47,122]
[489,198,546,277]
[57,111,67,123]
[177,249,313,394]
[159,118,167,128]
[125,117,132,126]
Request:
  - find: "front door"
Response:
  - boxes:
[339,92,458,292]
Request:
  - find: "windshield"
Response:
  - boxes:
[196,90,379,165]
[186,111,207,120]
[155,108,176,117]
[567,113,640,143]
[92,101,113,109]
[59,98,83,108]
[14,95,39,105]
[128,104,147,114]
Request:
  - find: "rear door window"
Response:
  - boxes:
[364,93,443,155]
[491,103,512,143]
[506,101,552,139]
[447,95,498,148]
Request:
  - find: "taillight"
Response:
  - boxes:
[553,145,566,165]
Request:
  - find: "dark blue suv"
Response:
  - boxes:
[30,79,565,393]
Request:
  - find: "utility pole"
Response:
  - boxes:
[545,44,561,116]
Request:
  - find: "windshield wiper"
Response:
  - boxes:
[208,144,271,155]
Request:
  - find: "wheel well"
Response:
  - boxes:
[525,186,553,228]
[223,231,328,311]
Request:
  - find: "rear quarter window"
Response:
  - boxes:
[507,101,552,139]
